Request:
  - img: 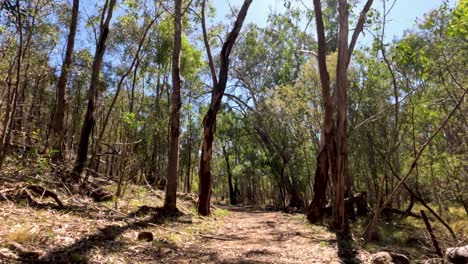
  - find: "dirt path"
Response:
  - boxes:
[163,207,369,264]
[0,182,370,264]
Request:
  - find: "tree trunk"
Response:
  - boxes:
[185,100,192,193]
[164,0,182,212]
[71,0,116,181]
[332,0,350,234]
[308,0,373,234]
[455,184,468,216]
[150,70,165,185]
[198,0,252,216]
[283,160,305,209]
[198,108,217,215]
[345,157,356,221]
[307,0,335,223]
[307,148,329,222]
[52,0,79,162]
[222,144,236,205]
[14,11,35,136]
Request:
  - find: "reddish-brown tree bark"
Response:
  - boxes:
[198,0,253,216]
[307,0,336,223]
[333,0,350,233]
[307,0,374,233]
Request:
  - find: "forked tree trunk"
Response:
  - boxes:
[198,0,252,216]
[52,0,79,162]
[307,0,373,233]
[71,0,116,182]
[164,0,182,212]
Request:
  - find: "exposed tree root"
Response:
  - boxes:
[0,183,64,208]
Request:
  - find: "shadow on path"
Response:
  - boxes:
[35,208,190,263]
[220,206,273,214]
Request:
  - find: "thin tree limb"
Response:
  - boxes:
[347,0,373,65]
[201,0,217,87]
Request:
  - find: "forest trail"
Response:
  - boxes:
[0,178,375,263]
[162,207,369,264]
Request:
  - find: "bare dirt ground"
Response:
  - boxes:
[0,169,371,263]
[0,199,370,264]
[161,207,370,264]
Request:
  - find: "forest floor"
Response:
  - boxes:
[0,165,373,264]
[1,165,465,263]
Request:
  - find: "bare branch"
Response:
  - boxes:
[347,0,373,66]
[201,0,217,87]
[297,49,318,57]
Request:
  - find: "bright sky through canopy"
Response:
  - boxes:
[215,0,458,42]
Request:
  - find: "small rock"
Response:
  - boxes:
[371,252,392,264]
[137,231,153,242]
[446,246,468,264]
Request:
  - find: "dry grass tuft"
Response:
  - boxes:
[7,226,38,243]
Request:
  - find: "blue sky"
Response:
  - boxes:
[214,0,458,42]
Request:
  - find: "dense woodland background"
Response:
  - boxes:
[0,0,467,262]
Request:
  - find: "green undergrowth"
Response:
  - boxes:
[294,214,336,240]
[212,208,231,218]
[293,204,466,261]
[355,204,467,260]
[99,183,165,212]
